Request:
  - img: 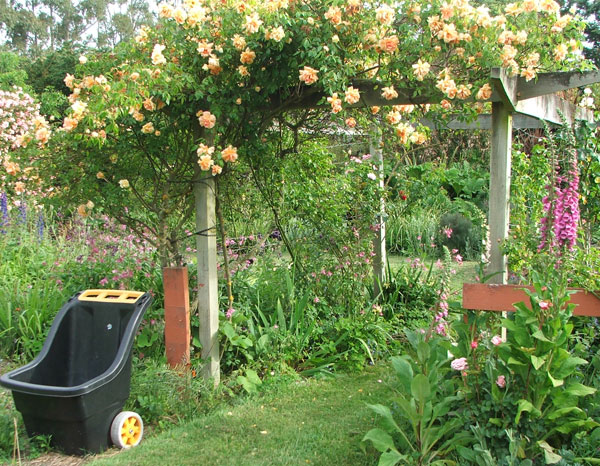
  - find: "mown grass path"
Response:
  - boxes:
[89,365,391,466]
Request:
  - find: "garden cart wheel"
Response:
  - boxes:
[111,411,143,449]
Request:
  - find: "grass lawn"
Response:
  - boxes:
[387,254,478,294]
[89,365,392,466]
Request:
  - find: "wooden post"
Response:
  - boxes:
[194,176,220,385]
[488,101,513,285]
[163,267,190,368]
[371,136,386,296]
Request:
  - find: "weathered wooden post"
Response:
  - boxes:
[194,175,220,385]
[488,68,517,285]
[488,101,513,285]
[370,134,386,296]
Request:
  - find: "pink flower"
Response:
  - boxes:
[539,301,550,310]
[496,375,506,388]
[226,307,235,319]
[491,335,503,346]
[314,297,320,303]
[450,357,468,371]
[470,340,478,349]
[443,227,453,238]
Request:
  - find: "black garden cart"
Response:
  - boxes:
[0,289,152,455]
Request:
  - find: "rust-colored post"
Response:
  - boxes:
[163,267,191,368]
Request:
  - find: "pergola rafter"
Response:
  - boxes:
[195,67,600,381]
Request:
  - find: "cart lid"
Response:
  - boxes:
[78,289,145,303]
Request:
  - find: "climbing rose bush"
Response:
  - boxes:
[36,0,591,265]
[0,88,50,200]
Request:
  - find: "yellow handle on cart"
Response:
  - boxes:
[78,290,145,303]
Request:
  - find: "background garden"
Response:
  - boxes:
[1,0,600,463]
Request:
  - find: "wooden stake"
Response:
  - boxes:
[194,176,220,385]
[163,267,191,369]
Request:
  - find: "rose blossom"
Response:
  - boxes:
[450,357,468,371]
[496,375,506,388]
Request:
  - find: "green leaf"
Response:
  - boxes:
[378,449,406,466]
[276,299,286,332]
[361,428,396,453]
[554,356,588,379]
[507,356,526,366]
[367,404,401,433]
[411,374,430,403]
[515,399,540,424]
[221,322,236,339]
[391,356,413,393]
[236,375,258,394]
[565,382,597,397]
[531,354,546,370]
[456,445,476,462]
[245,369,262,386]
[555,419,599,434]
[538,441,562,464]
[548,372,564,387]
[532,329,551,342]
[417,341,430,364]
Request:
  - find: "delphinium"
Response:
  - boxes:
[0,192,8,234]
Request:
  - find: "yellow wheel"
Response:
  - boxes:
[111,411,143,449]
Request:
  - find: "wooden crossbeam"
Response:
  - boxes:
[517,70,600,100]
[515,93,593,125]
[462,283,600,317]
[421,114,551,130]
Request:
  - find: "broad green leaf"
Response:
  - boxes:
[548,406,587,420]
[513,328,533,347]
[554,356,588,379]
[391,356,413,393]
[532,329,551,342]
[245,369,262,386]
[538,441,562,464]
[417,341,430,364]
[507,357,526,366]
[367,404,401,433]
[361,428,396,453]
[565,382,597,397]
[501,319,517,332]
[548,372,563,387]
[394,396,419,423]
[221,322,236,339]
[236,375,259,393]
[411,374,431,403]
[555,419,599,434]
[378,449,407,466]
[515,399,540,424]
[456,445,476,462]
[530,354,546,370]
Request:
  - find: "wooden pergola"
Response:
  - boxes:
[185,67,600,383]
